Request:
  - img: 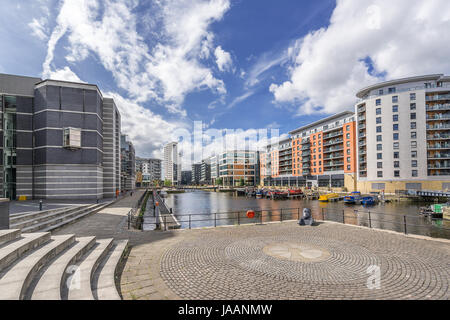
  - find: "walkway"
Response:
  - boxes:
[53,191,145,239]
[120,221,450,300]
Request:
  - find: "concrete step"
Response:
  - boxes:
[94,240,128,300]
[39,203,111,233]
[11,206,92,231]
[30,236,97,300]
[0,233,51,273]
[0,234,75,300]
[0,229,21,246]
[10,206,84,225]
[20,204,106,233]
[66,239,114,300]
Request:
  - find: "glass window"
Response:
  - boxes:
[411,160,418,167]
[412,170,418,177]
[376,108,381,115]
[347,157,350,163]
[393,133,399,141]
[377,153,382,160]
[394,152,399,159]
[347,149,351,155]
[346,125,350,131]
[393,142,400,150]
[376,117,382,124]
[347,165,351,170]
[410,122,416,129]
[393,124,399,131]
[376,126,382,133]
[377,144,382,151]
[346,141,350,147]
[346,133,350,139]
[388,87,396,94]
[376,99,381,106]
[376,135,382,142]
[379,89,384,95]
[393,114,399,122]
[410,93,416,101]
[394,161,400,168]
[411,141,417,148]
[411,132,417,139]
[392,105,398,112]
[410,113,416,120]
[410,103,416,110]
[392,96,398,103]
[394,170,400,177]
[377,171,383,177]
[377,162,383,169]
[63,128,81,149]
[411,151,417,158]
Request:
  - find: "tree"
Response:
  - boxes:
[239,178,245,187]
[164,179,172,187]
[216,178,223,186]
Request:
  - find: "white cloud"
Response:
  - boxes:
[269,0,450,115]
[42,0,231,116]
[214,46,233,72]
[28,17,48,40]
[227,90,255,109]
[46,66,84,82]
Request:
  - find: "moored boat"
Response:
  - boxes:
[344,191,361,204]
[319,193,339,202]
[361,196,377,206]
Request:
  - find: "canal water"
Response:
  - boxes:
[164,190,450,239]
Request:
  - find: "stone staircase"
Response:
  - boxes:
[0,229,128,300]
[9,203,111,233]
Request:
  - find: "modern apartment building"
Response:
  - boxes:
[120,134,136,191]
[356,74,450,193]
[191,163,201,185]
[181,170,192,185]
[135,157,161,185]
[0,73,123,200]
[200,159,211,184]
[210,150,258,186]
[163,142,181,185]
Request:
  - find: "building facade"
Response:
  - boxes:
[0,73,122,200]
[200,159,211,184]
[211,150,258,186]
[120,135,136,191]
[191,163,201,185]
[356,74,450,193]
[163,142,181,185]
[136,157,161,186]
[181,170,192,185]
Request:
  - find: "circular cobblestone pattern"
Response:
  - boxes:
[159,223,450,300]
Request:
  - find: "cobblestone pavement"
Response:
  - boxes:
[120,222,450,300]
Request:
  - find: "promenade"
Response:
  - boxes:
[120,221,450,300]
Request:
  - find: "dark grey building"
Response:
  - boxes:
[0,73,122,200]
[181,170,192,185]
[191,163,201,185]
[121,134,135,191]
[200,160,211,184]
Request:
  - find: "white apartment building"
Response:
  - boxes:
[356,74,450,193]
[163,142,181,185]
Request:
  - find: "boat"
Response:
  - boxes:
[419,206,434,216]
[319,193,339,202]
[255,189,263,198]
[288,189,303,196]
[361,196,377,206]
[430,203,448,219]
[344,192,361,204]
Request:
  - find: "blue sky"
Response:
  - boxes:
[1,0,450,166]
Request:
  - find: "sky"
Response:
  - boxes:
[1,0,450,169]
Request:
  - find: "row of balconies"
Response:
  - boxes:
[426,114,450,121]
[428,161,450,169]
[323,153,344,160]
[426,94,450,101]
[428,153,450,159]
[427,124,450,130]
[427,133,450,140]
[428,170,450,176]
[324,161,344,167]
[427,143,450,150]
[324,146,344,153]
[302,151,311,157]
[323,131,343,140]
[426,104,450,112]
[323,139,343,147]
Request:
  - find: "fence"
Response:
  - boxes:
[127,189,150,230]
[141,206,450,239]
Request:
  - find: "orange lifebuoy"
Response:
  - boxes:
[155,202,159,206]
[247,210,255,219]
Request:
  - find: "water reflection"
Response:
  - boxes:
[164,190,449,239]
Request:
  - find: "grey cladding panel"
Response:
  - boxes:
[61,87,83,112]
[16,96,33,114]
[16,132,33,148]
[16,114,32,131]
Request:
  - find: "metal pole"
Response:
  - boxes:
[368,211,372,228]
[298,208,300,220]
[164,216,167,231]
[214,213,217,228]
[128,212,130,229]
[237,212,240,225]
[404,215,407,234]
[280,209,283,222]
[343,210,345,224]
[322,208,325,221]
[189,215,191,230]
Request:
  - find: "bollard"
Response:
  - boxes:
[237,212,240,225]
[298,208,300,220]
[164,216,167,231]
[322,208,325,221]
[214,213,217,227]
[403,215,407,234]
[342,210,345,224]
[368,211,372,228]
[189,215,191,230]
[39,200,43,211]
[280,209,283,222]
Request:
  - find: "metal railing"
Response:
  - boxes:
[141,206,450,239]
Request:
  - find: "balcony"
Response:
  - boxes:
[323,131,343,140]
[427,134,450,140]
[302,157,311,163]
[358,124,366,130]
[426,94,450,101]
[323,139,343,147]
[428,153,450,159]
[301,140,310,145]
[302,151,311,157]
[426,104,450,112]
[358,116,366,121]
[359,150,366,155]
[427,143,450,150]
[359,133,366,138]
[428,161,450,169]
[427,124,450,130]
[428,170,450,176]
[358,141,366,147]
[324,161,344,167]
[359,158,366,163]
[323,146,344,154]
[302,169,311,175]
[358,106,366,113]
[426,114,450,121]
[303,164,311,169]
[301,146,311,151]
[323,153,344,160]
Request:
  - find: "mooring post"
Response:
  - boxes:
[214,212,217,228]
[237,212,240,225]
[322,208,325,221]
[189,215,191,230]
[280,209,283,222]
[164,215,167,231]
[404,215,407,234]
[368,211,372,228]
[342,210,345,224]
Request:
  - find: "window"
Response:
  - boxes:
[410,113,416,120]
[392,105,398,112]
[63,128,81,149]
[346,133,350,139]
[377,153,382,160]
[376,108,381,115]
[377,171,383,177]
[313,135,316,140]
[319,134,321,138]
[346,141,350,147]
[393,114,399,122]
[411,160,418,168]
[412,170,418,177]
[410,103,416,110]
[377,162,383,169]
[346,125,350,131]
[319,147,322,152]
[376,117,382,124]
[376,126,382,133]
[411,132,417,139]
[347,165,351,170]
[394,152,399,159]
[392,96,398,103]
[377,144,382,151]
[319,141,321,146]
[393,133,399,141]
[379,89,384,95]
[347,149,351,155]
[411,151,417,158]
[394,161,400,168]
[393,142,400,150]
[411,141,417,148]
[377,135,382,142]
[319,154,321,159]
[376,99,381,106]
[394,170,400,177]
[393,124,399,131]
[319,161,322,166]
[347,157,351,163]
[410,93,416,101]
[389,87,396,94]
[411,122,416,129]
